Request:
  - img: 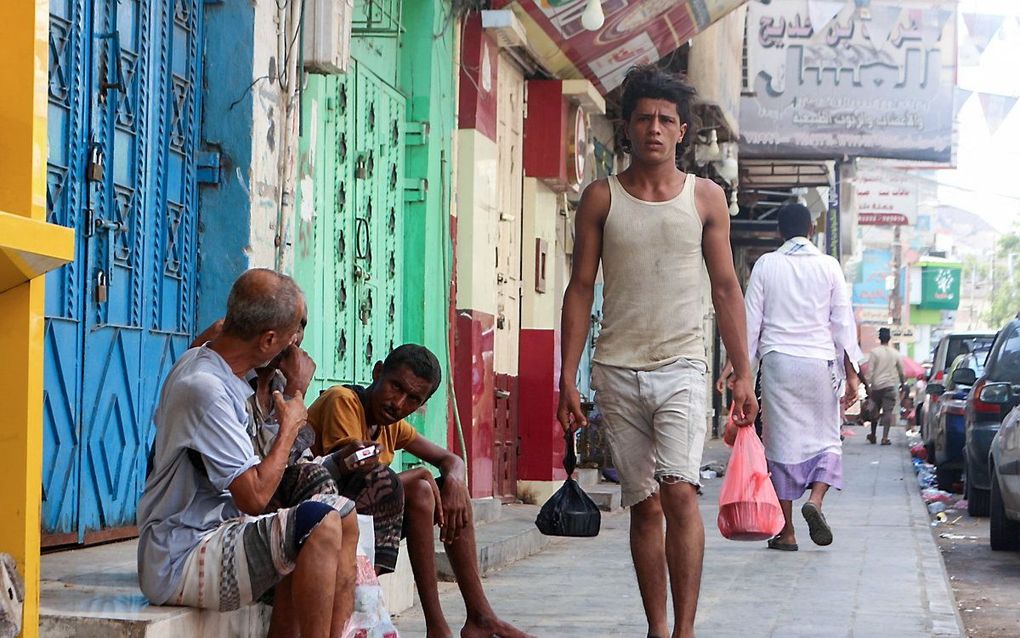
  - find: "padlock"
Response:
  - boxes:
[95,270,108,304]
[87,143,105,182]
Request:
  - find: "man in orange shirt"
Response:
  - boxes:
[308,344,532,638]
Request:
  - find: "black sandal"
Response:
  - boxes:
[767,535,798,551]
[801,502,833,546]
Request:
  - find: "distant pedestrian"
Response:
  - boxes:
[557,65,758,638]
[865,327,905,445]
[744,205,862,551]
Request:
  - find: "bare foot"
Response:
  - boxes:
[462,616,536,638]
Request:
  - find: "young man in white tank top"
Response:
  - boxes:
[558,65,758,638]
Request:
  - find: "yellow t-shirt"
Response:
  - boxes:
[307,385,417,465]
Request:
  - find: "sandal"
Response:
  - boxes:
[801,502,833,546]
[767,535,798,551]
[881,439,892,445]
[866,433,876,444]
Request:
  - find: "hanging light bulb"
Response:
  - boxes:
[581,0,605,31]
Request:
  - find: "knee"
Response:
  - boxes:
[303,510,345,555]
[403,477,435,515]
[659,480,699,515]
[340,508,359,539]
[631,493,663,526]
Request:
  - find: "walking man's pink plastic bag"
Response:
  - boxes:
[717,425,785,541]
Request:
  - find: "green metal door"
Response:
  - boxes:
[296,62,404,395]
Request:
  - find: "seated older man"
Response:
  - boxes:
[137,269,358,638]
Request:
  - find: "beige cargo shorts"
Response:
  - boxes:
[592,357,708,508]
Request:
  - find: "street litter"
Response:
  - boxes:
[927,502,947,514]
[910,444,928,461]
[700,469,717,480]
[939,533,978,540]
[700,461,726,477]
[921,488,954,504]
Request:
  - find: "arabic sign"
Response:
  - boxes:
[856,167,917,225]
[919,264,961,310]
[740,0,957,162]
[853,248,893,308]
[512,0,746,93]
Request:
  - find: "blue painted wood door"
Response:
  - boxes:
[43,0,203,542]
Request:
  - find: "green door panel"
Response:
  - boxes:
[295,63,406,433]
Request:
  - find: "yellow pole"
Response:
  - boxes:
[0,1,72,636]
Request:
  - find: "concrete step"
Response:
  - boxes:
[469,496,503,526]
[575,467,601,490]
[39,516,417,637]
[434,503,551,582]
[40,539,271,638]
[586,483,622,512]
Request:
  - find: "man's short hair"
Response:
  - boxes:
[620,64,698,155]
[221,269,304,340]
[878,327,891,343]
[777,204,813,241]
[382,344,442,396]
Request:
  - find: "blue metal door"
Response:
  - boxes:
[43,0,203,542]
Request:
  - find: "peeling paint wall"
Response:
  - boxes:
[197,0,301,325]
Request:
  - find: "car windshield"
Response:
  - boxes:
[990,326,1020,384]
[946,351,985,388]
[944,336,995,372]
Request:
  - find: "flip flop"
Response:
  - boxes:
[767,536,798,551]
[881,439,892,445]
[801,502,833,546]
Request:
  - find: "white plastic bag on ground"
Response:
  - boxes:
[342,515,399,638]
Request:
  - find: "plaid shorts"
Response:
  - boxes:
[169,493,355,611]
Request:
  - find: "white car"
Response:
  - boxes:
[990,403,1020,550]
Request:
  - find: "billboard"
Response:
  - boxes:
[853,248,893,308]
[919,263,962,310]
[740,0,957,162]
[856,167,918,226]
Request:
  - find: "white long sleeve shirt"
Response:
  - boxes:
[745,237,863,367]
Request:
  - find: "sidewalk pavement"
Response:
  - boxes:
[392,427,964,637]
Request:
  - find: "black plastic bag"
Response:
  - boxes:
[535,432,601,537]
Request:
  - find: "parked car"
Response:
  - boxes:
[989,404,1020,550]
[920,332,995,446]
[964,319,1020,516]
[926,350,986,490]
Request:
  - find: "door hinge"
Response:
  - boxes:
[404,178,428,203]
[196,150,221,185]
[406,121,430,146]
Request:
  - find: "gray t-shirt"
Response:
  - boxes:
[136,346,259,604]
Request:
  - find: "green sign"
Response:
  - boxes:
[920,265,962,310]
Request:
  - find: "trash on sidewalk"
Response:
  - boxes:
[700,469,717,480]
[700,461,726,477]
[921,488,954,504]
[939,533,979,541]
[910,443,928,461]
[914,461,937,489]
[927,502,947,515]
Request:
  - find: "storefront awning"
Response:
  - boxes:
[505,0,749,94]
